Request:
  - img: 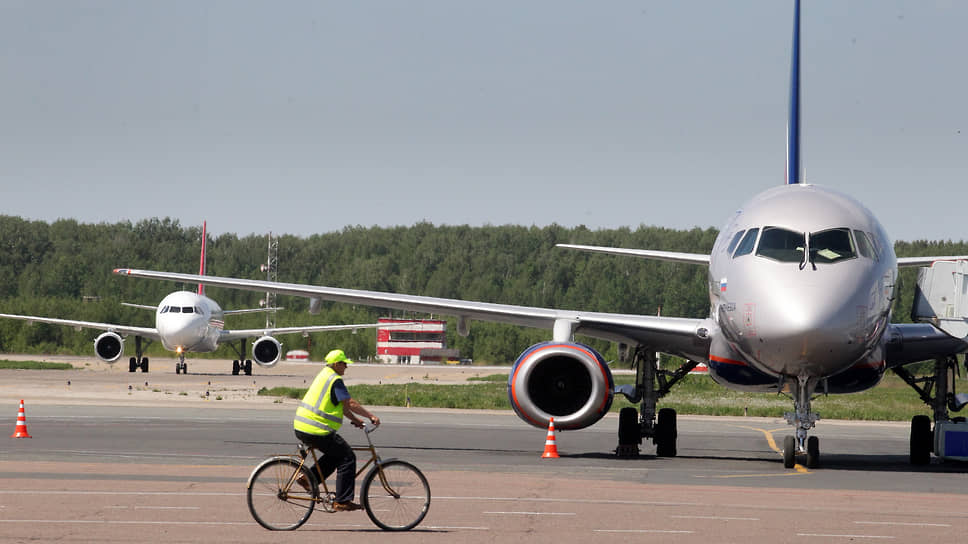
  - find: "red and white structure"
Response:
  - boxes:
[376,318,446,364]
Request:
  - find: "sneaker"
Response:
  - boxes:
[333,501,363,512]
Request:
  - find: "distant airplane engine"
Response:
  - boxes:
[251,336,282,367]
[508,341,614,431]
[94,332,123,363]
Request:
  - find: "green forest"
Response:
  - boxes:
[0,215,965,365]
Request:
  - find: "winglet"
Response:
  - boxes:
[198,221,207,296]
[786,0,802,185]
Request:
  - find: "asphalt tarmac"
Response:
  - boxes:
[2,357,968,542]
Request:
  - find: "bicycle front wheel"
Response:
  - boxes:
[361,460,430,531]
[247,458,317,530]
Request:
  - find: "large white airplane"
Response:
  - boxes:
[0,222,398,375]
[114,1,968,467]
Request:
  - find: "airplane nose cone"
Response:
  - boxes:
[740,270,873,377]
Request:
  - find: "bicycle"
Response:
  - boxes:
[246,424,431,531]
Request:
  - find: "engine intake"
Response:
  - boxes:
[252,336,282,367]
[94,332,124,363]
[508,341,614,430]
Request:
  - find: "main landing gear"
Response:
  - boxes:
[128,336,150,373]
[893,356,968,465]
[229,339,253,376]
[615,345,696,458]
[781,375,821,469]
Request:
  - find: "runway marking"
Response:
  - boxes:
[797,533,894,539]
[0,519,253,526]
[484,511,576,516]
[725,425,811,475]
[855,521,951,527]
[437,495,700,507]
[106,505,201,510]
[669,515,759,521]
[595,529,694,534]
[0,490,237,497]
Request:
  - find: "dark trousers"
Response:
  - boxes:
[294,429,357,503]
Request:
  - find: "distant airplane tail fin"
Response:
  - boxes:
[786,0,803,185]
[198,221,207,296]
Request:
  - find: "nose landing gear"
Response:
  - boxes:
[782,375,821,469]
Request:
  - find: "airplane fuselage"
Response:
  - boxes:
[706,184,897,392]
[155,291,225,353]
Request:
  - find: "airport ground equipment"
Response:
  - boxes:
[246,424,430,531]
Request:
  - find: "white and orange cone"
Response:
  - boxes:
[11,399,31,438]
[541,417,559,458]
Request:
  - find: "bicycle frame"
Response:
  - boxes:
[271,424,402,506]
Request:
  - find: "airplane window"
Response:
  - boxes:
[867,231,883,259]
[160,306,168,314]
[194,306,202,314]
[169,306,181,313]
[756,227,805,263]
[810,228,856,264]
[182,306,194,314]
[853,230,876,260]
[726,230,745,255]
[733,228,759,258]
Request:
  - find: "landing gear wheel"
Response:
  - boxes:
[232,360,240,375]
[655,408,677,457]
[140,357,149,373]
[616,407,640,457]
[806,435,820,469]
[783,435,796,469]
[129,357,137,373]
[910,414,932,466]
[244,359,253,376]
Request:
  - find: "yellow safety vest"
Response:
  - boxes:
[293,366,344,435]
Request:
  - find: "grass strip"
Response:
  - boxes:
[259,373,944,422]
[0,360,73,370]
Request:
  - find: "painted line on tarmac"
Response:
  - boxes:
[855,521,951,527]
[595,529,695,534]
[796,533,894,539]
[714,424,811,475]
[484,511,575,516]
[669,515,760,521]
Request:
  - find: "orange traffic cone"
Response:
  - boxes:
[11,399,31,438]
[541,417,559,458]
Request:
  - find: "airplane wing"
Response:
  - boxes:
[223,307,284,316]
[0,313,161,340]
[114,269,712,361]
[556,244,711,265]
[121,302,157,311]
[897,256,968,268]
[218,322,411,342]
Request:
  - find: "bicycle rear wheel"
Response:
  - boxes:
[361,460,430,531]
[247,457,317,530]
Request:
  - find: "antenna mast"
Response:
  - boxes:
[261,231,279,328]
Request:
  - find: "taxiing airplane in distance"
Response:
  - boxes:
[115,1,968,468]
[1,222,398,375]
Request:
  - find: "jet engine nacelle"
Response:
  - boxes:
[251,336,282,367]
[94,332,124,363]
[507,341,614,431]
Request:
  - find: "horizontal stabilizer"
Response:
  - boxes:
[912,260,968,339]
[223,307,285,316]
[121,302,157,311]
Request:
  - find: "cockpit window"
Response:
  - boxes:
[853,229,877,260]
[732,228,759,258]
[160,306,168,314]
[182,306,194,314]
[194,306,202,314]
[756,227,805,263]
[810,228,856,264]
[726,230,745,255]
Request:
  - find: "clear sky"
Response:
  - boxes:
[1,1,965,243]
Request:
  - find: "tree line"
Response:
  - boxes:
[0,215,964,364]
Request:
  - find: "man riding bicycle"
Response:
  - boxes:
[294,349,380,512]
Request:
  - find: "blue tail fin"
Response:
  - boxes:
[786,0,802,184]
